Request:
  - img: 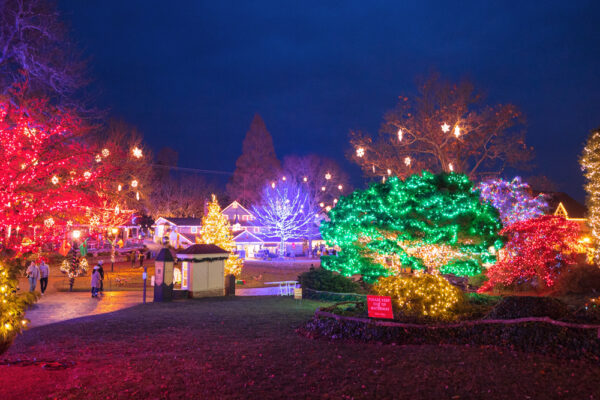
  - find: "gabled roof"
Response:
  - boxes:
[179,233,197,244]
[155,217,203,226]
[543,192,587,219]
[222,201,254,216]
[177,244,229,255]
[233,230,264,243]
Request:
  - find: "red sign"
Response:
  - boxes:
[367,295,394,319]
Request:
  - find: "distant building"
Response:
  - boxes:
[543,192,589,234]
[153,217,203,248]
[153,200,325,257]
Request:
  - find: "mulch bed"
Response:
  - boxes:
[1,297,600,399]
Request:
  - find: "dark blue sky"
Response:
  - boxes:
[57,1,600,199]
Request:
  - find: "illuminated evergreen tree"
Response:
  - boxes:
[479,216,579,292]
[477,176,548,226]
[59,247,88,291]
[200,194,243,276]
[580,128,600,263]
[320,172,503,282]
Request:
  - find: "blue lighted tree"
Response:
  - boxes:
[477,176,548,226]
[252,181,320,256]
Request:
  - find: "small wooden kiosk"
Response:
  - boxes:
[176,244,229,298]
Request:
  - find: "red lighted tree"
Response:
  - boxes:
[0,89,98,253]
[227,114,280,206]
[350,74,532,180]
[479,216,579,292]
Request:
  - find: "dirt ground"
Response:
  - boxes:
[1,296,600,399]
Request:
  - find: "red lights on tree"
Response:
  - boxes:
[0,89,100,253]
[479,215,580,292]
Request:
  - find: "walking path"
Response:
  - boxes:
[24,291,144,328]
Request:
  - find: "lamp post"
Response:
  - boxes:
[109,227,118,272]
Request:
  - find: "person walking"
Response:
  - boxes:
[97,261,105,294]
[38,259,49,295]
[26,260,40,293]
[91,265,101,298]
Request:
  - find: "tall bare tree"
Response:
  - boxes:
[0,0,87,103]
[282,154,351,210]
[350,74,532,181]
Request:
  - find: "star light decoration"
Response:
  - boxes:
[441,122,450,133]
[132,147,143,159]
[320,172,503,282]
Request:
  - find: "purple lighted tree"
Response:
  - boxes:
[252,180,319,256]
[477,176,548,226]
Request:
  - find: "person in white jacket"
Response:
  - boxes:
[26,261,40,292]
[91,266,102,298]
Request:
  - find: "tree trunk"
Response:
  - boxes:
[279,239,285,257]
[69,277,74,292]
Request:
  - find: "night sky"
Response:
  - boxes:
[57,1,600,200]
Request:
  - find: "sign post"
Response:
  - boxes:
[142,266,147,304]
[367,295,394,319]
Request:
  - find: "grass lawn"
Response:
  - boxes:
[1,297,600,399]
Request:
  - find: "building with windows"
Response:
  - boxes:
[153,200,325,257]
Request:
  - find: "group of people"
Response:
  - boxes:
[26,258,107,298]
[25,259,50,294]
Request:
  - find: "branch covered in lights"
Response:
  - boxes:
[580,128,600,263]
[477,176,548,226]
[349,75,531,181]
[479,216,579,292]
[252,180,320,256]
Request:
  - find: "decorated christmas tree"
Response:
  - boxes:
[320,172,503,282]
[200,195,243,276]
[580,128,600,263]
[60,248,88,291]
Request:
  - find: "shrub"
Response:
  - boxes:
[0,266,38,355]
[372,274,464,319]
[480,216,579,293]
[467,273,488,289]
[298,267,362,293]
[484,296,571,320]
[553,264,600,295]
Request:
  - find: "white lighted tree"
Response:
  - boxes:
[252,181,319,256]
[580,128,600,263]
